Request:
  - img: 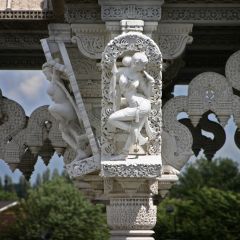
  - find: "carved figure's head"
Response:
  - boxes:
[122,56,132,67]
[131,52,148,72]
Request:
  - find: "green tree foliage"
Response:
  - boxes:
[2,177,109,240]
[171,158,240,198]
[34,173,42,188]
[155,158,240,240]
[15,175,30,199]
[4,175,14,192]
[0,189,18,201]
[0,175,18,200]
[42,168,51,183]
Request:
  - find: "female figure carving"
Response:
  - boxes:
[108,52,154,153]
[43,63,91,159]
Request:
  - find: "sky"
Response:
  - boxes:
[0,71,64,184]
[0,73,240,184]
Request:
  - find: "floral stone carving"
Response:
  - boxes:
[162,96,193,172]
[188,72,233,127]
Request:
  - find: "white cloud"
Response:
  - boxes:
[0,71,51,116]
[19,76,45,99]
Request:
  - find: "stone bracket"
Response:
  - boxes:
[66,155,101,177]
[41,39,101,176]
[70,23,192,60]
[154,23,193,60]
[71,24,108,59]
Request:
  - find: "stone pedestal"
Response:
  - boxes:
[104,177,159,240]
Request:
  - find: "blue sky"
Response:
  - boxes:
[0,72,239,184]
[0,71,64,184]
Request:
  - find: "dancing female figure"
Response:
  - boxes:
[108,52,154,153]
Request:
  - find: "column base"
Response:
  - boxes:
[110,230,154,240]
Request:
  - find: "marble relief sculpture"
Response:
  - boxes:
[43,60,91,160]
[108,52,155,154]
[101,26,162,161]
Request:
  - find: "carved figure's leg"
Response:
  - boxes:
[133,116,148,145]
[108,107,137,132]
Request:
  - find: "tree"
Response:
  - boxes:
[0,177,3,190]
[155,188,240,240]
[42,168,51,183]
[0,189,17,201]
[170,158,240,198]
[0,176,18,200]
[154,158,240,240]
[4,175,14,192]
[2,177,109,240]
[34,173,42,188]
[15,175,30,199]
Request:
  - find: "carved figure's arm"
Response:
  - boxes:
[141,71,154,98]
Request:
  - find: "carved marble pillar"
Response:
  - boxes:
[99,19,163,239]
[104,179,158,240]
[40,2,194,239]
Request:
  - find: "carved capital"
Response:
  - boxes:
[71,24,108,59]
[155,23,193,60]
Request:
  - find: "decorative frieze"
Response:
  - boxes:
[65,4,101,23]
[101,157,162,178]
[0,10,53,20]
[162,4,240,24]
[98,0,164,21]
